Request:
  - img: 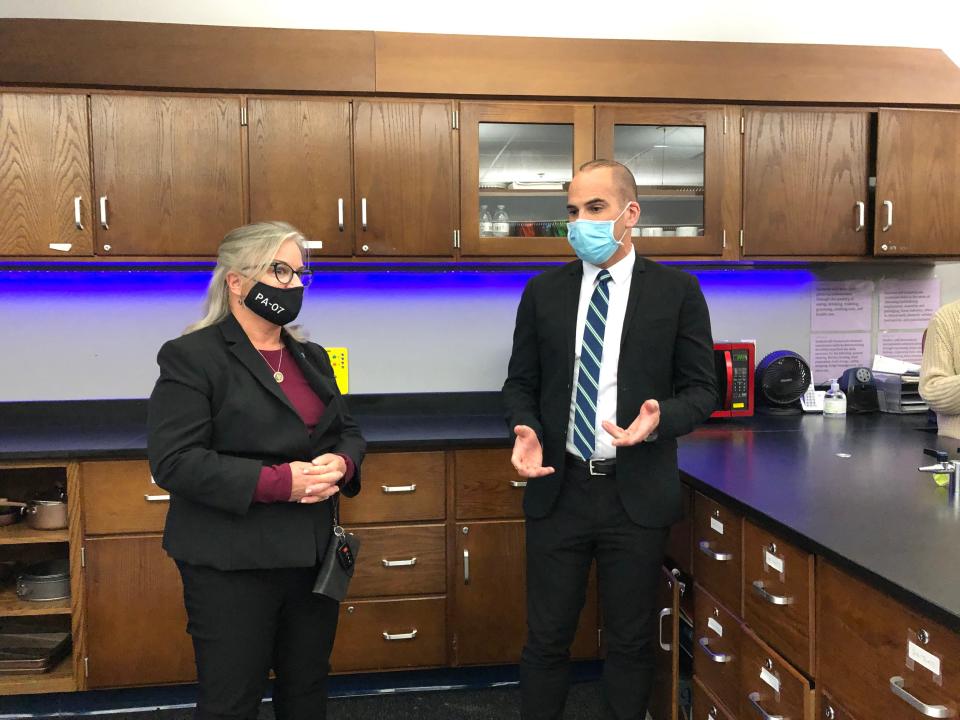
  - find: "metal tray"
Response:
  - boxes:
[0,632,71,673]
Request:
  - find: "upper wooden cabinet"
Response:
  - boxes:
[0,93,94,257]
[459,102,594,257]
[874,108,960,256]
[90,94,245,256]
[742,109,870,257]
[596,104,731,257]
[353,99,458,257]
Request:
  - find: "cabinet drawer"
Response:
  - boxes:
[330,596,446,672]
[694,583,742,716]
[740,626,814,720]
[693,675,736,720]
[455,449,524,519]
[345,524,445,598]
[81,460,169,535]
[693,492,742,616]
[341,452,445,524]
[818,560,960,720]
[819,689,859,720]
[743,520,815,675]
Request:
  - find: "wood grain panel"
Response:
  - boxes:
[90,93,244,256]
[247,98,354,256]
[692,493,743,617]
[819,688,860,720]
[742,110,869,256]
[81,460,168,535]
[0,20,375,92]
[739,626,814,720]
[454,448,524,520]
[84,535,194,688]
[649,567,681,720]
[694,583,743,716]
[343,524,445,598]
[692,674,737,720]
[353,100,457,257]
[0,93,93,256]
[875,109,960,256]
[340,451,445,524]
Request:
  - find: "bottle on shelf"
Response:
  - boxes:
[479,205,493,237]
[493,205,510,237]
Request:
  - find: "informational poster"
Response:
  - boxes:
[810,333,873,383]
[811,280,874,332]
[877,331,925,365]
[879,278,941,330]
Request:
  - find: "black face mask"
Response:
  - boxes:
[243,281,304,326]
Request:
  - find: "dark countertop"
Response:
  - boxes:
[2,398,958,629]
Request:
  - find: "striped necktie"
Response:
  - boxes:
[572,269,613,460]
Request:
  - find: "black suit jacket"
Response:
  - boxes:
[147,314,366,571]
[502,256,717,527]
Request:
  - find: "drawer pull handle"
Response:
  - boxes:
[463,549,470,584]
[382,484,416,494]
[698,540,732,561]
[658,607,672,651]
[698,637,734,663]
[383,629,417,641]
[890,676,956,718]
[747,692,785,720]
[74,196,84,230]
[144,494,171,502]
[337,198,344,231]
[752,580,794,606]
[382,557,417,568]
[510,480,527,488]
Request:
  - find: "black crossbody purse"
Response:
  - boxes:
[312,495,361,601]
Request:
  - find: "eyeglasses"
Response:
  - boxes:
[268,260,313,287]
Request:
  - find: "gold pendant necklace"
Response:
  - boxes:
[257,347,284,383]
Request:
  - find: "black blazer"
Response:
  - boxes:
[147,314,366,571]
[502,257,717,527]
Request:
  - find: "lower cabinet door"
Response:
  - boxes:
[84,535,195,687]
[648,566,681,720]
[331,596,447,672]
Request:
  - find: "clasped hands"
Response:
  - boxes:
[289,453,346,503]
[511,399,661,478]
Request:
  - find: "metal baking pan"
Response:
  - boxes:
[0,632,71,673]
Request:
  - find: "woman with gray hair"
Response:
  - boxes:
[147,221,365,720]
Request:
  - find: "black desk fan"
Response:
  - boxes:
[755,350,811,415]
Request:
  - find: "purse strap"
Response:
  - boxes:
[330,493,341,529]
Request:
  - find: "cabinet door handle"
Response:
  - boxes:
[882,200,894,232]
[658,607,672,651]
[99,196,109,229]
[855,200,865,231]
[752,580,794,606]
[510,480,527,488]
[463,549,470,584]
[338,198,344,231]
[144,494,171,502]
[747,691,785,720]
[381,484,416,494]
[382,557,417,568]
[382,629,417,641]
[698,540,732,561]
[74,196,84,230]
[361,197,368,230]
[889,676,956,718]
[698,636,734,663]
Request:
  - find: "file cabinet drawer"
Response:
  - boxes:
[455,449,524,519]
[331,596,446,672]
[82,460,168,535]
[819,689,859,720]
[740,626,814,720]
[694,583,742,716]
[341,452,445,524]
[693,675,736,720]
[743,519,815,674]
[693,492,742,616]
[345,524,445,598]
[818,560,960,720]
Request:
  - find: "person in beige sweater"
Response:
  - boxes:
[920,298,960,439]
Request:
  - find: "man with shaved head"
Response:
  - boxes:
[503,159,718,720]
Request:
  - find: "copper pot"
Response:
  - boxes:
[25,500,67,531]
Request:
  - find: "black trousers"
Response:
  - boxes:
[177,561,340,720]
[520,459,668,720]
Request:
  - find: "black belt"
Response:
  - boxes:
[565,453,616,477]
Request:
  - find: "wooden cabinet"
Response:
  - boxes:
[353,99,458,257]
[454,448,525,520]
[742,109,870,257]
[693,584,741,718]
[343,524,446,598]
[0,93,94,257]
[340,451,445,524]
[648,566,682,720]
[81,460,167,535]
[692,492,742,617]
[692,674,736,720]
[819,688,860,720]
[665,484,693,578]
[740,626,815,720]
[89,93,244,256]
[874,108,960,256]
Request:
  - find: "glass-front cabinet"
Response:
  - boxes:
[596,105,731,256]
[459,103,595,256]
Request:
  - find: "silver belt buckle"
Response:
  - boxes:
[588,458,602,476]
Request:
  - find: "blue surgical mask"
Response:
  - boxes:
[567,203,633,265]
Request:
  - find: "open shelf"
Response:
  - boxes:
[479,189,567,197]
[0,587,70,618]
[0,653,75,695]
[0,525,68,546]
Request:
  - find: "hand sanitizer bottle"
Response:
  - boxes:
[823,379,847,417]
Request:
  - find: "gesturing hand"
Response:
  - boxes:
[511,425,555,478]
[602,399,660,447]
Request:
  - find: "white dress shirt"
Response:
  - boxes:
[565,247,636,460]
